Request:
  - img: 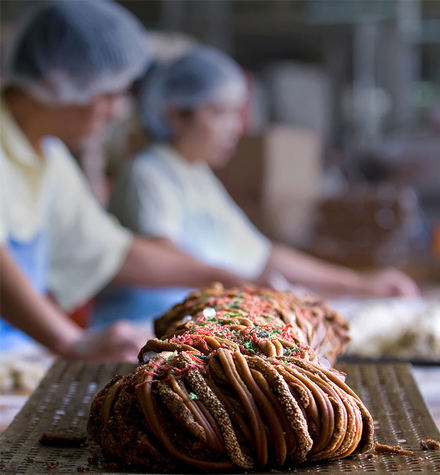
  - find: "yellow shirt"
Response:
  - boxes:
[109,144,271,279]
[0,95,132,310]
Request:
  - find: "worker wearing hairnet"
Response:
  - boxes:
[97,45,420,326]
[0,3,242,361]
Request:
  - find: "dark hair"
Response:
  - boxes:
[176,109,194,119]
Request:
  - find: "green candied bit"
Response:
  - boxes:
[189,392,199,400]
[267,329,282,338]
[293,348,300,354]
[243,341,254,350]
[230,301,240,309]
[167,354,174,363]
[196,322,208,326]
[283,360,289,364]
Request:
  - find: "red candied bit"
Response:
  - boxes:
[170,363,205,373]
[45,461,60,469]
[135,378,154,391]
[170,334,194,346]
[187,352,202,361]
[142,370,157,376]
[149,361,165,369]
[194,328,216,338]
[135,378,153,391]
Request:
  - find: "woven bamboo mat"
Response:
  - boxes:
[1,360,440,474]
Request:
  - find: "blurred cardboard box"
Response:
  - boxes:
[306,186,429,270]
[216,126,322,246]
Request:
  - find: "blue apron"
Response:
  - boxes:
[0,137,55,351]
[93,285,191,329]
[0,232,51,351]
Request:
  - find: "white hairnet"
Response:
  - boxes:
[138,46,248,141]
[2,1,150,105]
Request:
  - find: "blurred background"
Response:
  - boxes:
[1,0,439,279]
[0,0,439,434]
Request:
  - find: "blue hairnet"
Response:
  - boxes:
[2,1,150,105]
[138,46,247,141]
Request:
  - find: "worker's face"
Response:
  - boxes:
[53,91,129,146]
[172,100,245,168]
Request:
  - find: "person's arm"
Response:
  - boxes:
[112,236,246,289]
[0,247,151,361]
[48,146,245,310]
[261,242,420,298]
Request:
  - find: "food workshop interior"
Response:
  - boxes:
[0,1,439,474]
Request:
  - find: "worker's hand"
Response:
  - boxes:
[358,267,420,298]
[63,320,153,363]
